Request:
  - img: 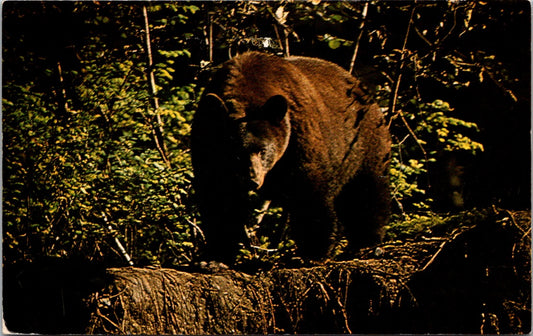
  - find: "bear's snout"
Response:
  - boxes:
[249,154,266,190]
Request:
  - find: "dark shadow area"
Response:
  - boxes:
[3,258,107,334]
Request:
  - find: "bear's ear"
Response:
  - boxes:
[203,93,228,114]
[261,95,287,125]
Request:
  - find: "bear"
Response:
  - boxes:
[191,51,391,264]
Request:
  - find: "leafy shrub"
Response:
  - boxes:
[3,3,201,267]
[3,1,527,267]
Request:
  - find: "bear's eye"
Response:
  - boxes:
[259,149,267,159]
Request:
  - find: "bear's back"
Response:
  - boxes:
[214,52,310,116]
[205,52,389,178]
[283,55,389,177]
[285,55,372,113]
[222,52,371,115]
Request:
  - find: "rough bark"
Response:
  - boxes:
[3,208,530,334]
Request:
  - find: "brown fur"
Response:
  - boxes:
[192,52,391,262]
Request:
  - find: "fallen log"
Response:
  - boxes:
[3,208,531,334]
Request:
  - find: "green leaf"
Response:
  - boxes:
[328,39,341,49]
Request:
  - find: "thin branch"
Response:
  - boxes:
[102,211,134,266]
[186,218,205,242]
[413,25,434,47]
[56,61,70,113]
[386,5,428,164]
[436,6,458,46]
[418,227,466,273]
[96,307,124,334]
[349,2,369,74]
[398,110,427,159]
[202,25,210,58]
[208,11,214,63]
[268,5,296,57]
[387,4,416,125]
[142,5,171,169]
[284,29,290,57]
[143,6,159,110]
[273,24,284,56]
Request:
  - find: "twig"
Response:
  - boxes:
[349,2,369,74]
[96,305,124,333]
[187,218,205,242]
[418,227,466,273]
[56,61,70,113]
[284,30,290,57]
[102,211,134,266]
[254,200,272,227]
[268,5,296,57]
[418,240,447,273]
[336,269,353,334]
[387,4,416,124]
[384,5,429,171]
[511,228,531,279]
[505,210,527,235]
[143,6,158,110]
[413,24,433,47]
[142,5,171,169]
[436,6,458,46]
[208,11,214,63]
[398,109,427,158]
[202,25,210,58]
[273,23,284,55]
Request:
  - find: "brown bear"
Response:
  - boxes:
[191,51,391,264]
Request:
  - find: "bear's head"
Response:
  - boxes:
[204,93,290,190]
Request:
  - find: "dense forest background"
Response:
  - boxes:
[3,1,530,269]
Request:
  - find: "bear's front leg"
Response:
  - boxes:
[288,197,339,262]
[336,171,390,254]
[199,188,253,266]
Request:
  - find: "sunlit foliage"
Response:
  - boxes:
[3,1,528,267]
